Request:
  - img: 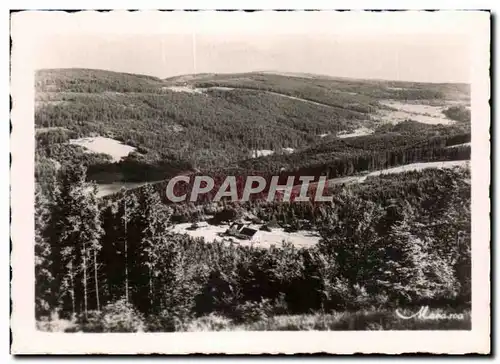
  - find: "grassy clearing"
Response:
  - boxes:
[69,136,136,162]
[37,309,471,332]
[171,222,321,248]
[231,310,471,331]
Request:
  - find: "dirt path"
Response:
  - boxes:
[287,160,470,194]
[333,160,470,185]
[203,86,349,111]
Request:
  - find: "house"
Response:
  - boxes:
[227,222,259,240]
[239,227,258,239]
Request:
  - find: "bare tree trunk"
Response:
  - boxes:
[82,243,88,318]
[124,203,129,303]
[149,266,153,308]
[94,249,100,311]
[69,261,76,316]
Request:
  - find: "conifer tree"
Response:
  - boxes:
[130,184,169,313]
[119,190,139,303]
[49,165,103,317]
[35,184,53,318]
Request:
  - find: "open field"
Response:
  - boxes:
[337,127,374,138]
[171,222,321,248]
[69,136,136,162]
[378,100,458,125]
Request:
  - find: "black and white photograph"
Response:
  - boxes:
[10,9,490,354]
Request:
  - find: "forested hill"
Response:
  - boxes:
[35,68,470,188]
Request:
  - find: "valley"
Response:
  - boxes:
[35,68,472,332]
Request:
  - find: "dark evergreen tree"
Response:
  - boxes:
[35,184,53,318]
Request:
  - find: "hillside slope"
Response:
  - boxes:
[35,68,470,187]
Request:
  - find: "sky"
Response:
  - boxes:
[28,11,475,83]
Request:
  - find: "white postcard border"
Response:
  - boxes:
[9,10,491,354]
